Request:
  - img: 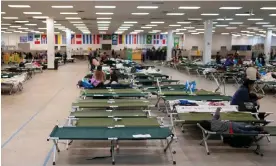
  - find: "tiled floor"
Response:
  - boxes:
[1,60,276,166]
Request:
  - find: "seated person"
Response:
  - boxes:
[231,78,263,112]
[224,55,234,67]
[107,69,119,85]
[92,65,105,87]
[203,108,266,134]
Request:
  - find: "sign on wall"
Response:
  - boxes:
[103,34,111,40]
[28,33,34,41]
[19,36,28,43]
[112,34,118,45]
[34,34,41,44]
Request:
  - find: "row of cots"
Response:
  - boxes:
[47,64,276,165]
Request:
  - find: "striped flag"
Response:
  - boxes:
[92,34,100,44]
[128,34,132,44]
[118,35,122,44]
[41,34,47,44]
[75,34,82,44]
[83,34,92,44]
[133,34,137,44]
[54,34,62,44]
[122,34,125,44]
[160,34,167,44]
[71,34,75,44]
[62,34,66,44]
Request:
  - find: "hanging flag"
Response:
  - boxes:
[156,34,159,39]
[112,34,118,45]
[58,34,62,44]
[71,34,75,44]
[20,36,28,43]
[34,34,41,44]
[133,34,137,44]
[118,35,122,44]
[146,35,152,44]
[161,34,166,44]
[125,35,128,44]
[174,37,180,48]
[144,34,147,44]
[96,34,101,44]
[41,34,47,44]
[128,34,132,44]
[140,34,143,44]
[62,34,66,44]
[75,34,82,44]
[83,34,92,44]
[28,33,34,41]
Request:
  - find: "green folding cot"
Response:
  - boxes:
[69,110,149,118]
[81,89,148,99]
[134,73,169,79]
[152,89,221,96]
[48,126,176,165]
[72,99,153,111]
[134,79,180,85]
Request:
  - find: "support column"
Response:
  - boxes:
[66,29,72,59]
[46,17,55,69]
[203,20,213,64]
[167,30,173,61]
[264,30,272,62]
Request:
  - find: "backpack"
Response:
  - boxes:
[223,135,254,148]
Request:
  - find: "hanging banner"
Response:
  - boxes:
[112,34,118,45]
[34,34,41,44]
[146,35,152,44]
[118,35,122,44]
[28,33,34,41]
[41,34,47,44]
[75,34,82,44]
[19,36,28,43]
[174,37,179,48]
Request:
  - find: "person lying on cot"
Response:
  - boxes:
[231,78,263,113]
[201,108,267,134]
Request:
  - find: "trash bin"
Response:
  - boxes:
[54,59,59,70]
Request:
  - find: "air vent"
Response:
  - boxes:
[77,10,84,13]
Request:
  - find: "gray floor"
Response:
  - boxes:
[1,60,276,166]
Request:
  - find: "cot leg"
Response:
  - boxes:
[111,140,116,165]
[254,136,264,156]
[52,140,60,165]
[155,97,161,109]
[165,101,170,115]
[170,115,177,136]
[164,136,176,164]
[199,132,211,155]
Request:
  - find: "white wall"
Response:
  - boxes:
[231,36,265,45]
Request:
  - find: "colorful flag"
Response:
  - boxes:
[28,33,33,41]
[20,36,28,43]
[146,35,152,44]
[174,37,180,48]
[112,34,118,45]
[133,34,137,44]
[71,34,75,44]
[83,34,92,44]
[75,34,82,44]
[34,34,41,44]
[160,34,167,44]
[118,35,122,44]
[41,34,47,44]
[62,34,66,44]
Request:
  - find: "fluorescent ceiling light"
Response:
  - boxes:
[262,25,275,27]
[23,12,42,14]
[38,28,47,30]
[255,22,270,24]
[95,6,116,8]
[216,25,228,27]
[3,17,18,19]
[201,13,219,16]
[241,31,249,33]
[229,22,243,24]
[20,32,28,34]
[42,21,56,23]
[15,21,29,23]
[141,26,152,29]
[152,30,161,32]
[198,32,204,34]
[52,6,73,8]
[54,24,61,26]
[10,26,21,28]
[148,31,156,34]
[97,21,111,24]
[184,26,195,29]
[33,16,49,19]
[137,6,158,9]
[96,12,114,15]
[188,30,197,32]
[70,21,83,23]
[178,6,200,9]
[118,29,128,30]
[247,34,253,36]
[235,14,254,16]
[217,18,233,21]
[167,13,184,15]
[176,29,187,31]
[1,12,6,14]
[247,31,255,34]
[54,32,60,34]
[177,22,191,24]
[60,12,78,15]
[145,24,157,27]
[97,17,112,20]
[161,32,168,34]
[65,17,81,19]
[196,29,204,31]
[176,32,184,35]
[73,24,85,26]
[1,28,8,29]
[8,5,30,8]
[2,23,11,25]
[121,24,133,26]
[98,24,110,26]
[130,32,138,34]
[219,7,242,10]
[188,18,202,20]
[115,31,123,34]
[18,27,28,30]
[260,7,276,10]
[4,32,12,33]
[14,31,23,33]
[221,33,229,35]
[134,30,144,32]
[124,21,137,23]
[169,25,181,27]
[269,14,276,16]
[248,18,263,21]
[151,21,164,24]
[99,31,106,34]
[191,33,199,35]
[131,13,149,15]
[226,27,237,29]
[259,31,266,33]
[119,26,130,28]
